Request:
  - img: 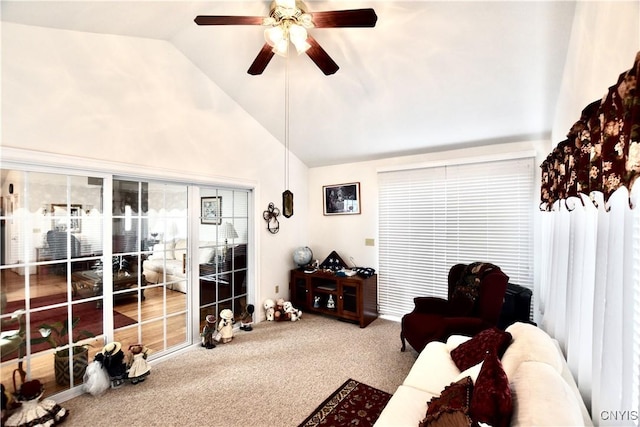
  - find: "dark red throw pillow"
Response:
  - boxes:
[469,352,512,427]
[450,327,512,371]
[419,377,473,427]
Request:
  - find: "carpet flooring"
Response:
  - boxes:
[298,378,392,427]
[59,313,418,426]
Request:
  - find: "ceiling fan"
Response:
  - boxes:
[194,0,377,75]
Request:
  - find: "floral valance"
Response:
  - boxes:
[540,51,640,211]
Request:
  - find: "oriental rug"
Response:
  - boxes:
[298,378,392,427]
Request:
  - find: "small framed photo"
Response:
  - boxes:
[323,182,361,215]
[201,196,222,224]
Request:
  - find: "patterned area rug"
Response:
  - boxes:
[298,379,392,427]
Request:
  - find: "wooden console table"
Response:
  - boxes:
[289,269,378,328]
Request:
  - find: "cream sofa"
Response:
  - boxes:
[143,240,247,295]
[142,240,217,293]
[375,322,592,426]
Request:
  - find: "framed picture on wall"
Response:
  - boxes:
[323,182,361,215]
[201,196,222,224]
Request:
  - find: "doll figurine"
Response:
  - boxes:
[201,314,217,349]
[240,304,254,331]
[1,383,14,424]
[83,352,110,396]
[100,341,127,388]
[126,344,151,384]
[5,380,68,427]
[217,309,234,343]
[327,295,336,310]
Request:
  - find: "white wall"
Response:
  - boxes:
[551,1,640,146]
[308,0,640,281]
[0,22,309,315]
[308,140,548,271]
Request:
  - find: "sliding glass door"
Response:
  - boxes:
[0,167,252,399]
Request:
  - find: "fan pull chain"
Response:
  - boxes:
[281,50,294,218]
[284,53,290,192]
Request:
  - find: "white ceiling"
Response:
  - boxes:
[1,1,577,167]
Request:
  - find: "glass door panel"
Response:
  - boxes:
[198,187,250,333]
[166,313,187,348]
[115,179,189,356]
[1,170,106,398]
[341,282,359,317]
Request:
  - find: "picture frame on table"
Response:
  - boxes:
[201,196,222,224]
[323,182,361,215]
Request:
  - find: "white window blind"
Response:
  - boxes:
[378,157,535,319]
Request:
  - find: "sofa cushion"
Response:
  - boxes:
[373,385,436,427]
[470,352,512,427]
[403,341,463,396]
[501,322,564,379]
[199,244,216,264]
[149,242,175,260]
[420,377,473,427]
[173,239,188,261]
[450,327,512,371]
[510,361,584,426]
[445,334,471,352]
[421,411,472,427]
[453,361,483,384]
[163,260,186,276]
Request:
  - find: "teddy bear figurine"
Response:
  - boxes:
[217,309,235,343]
[264,299,275,321]
[126,344,151,384]
[274,298,289,321]
[201,314,217,349]
[283,301,302,321]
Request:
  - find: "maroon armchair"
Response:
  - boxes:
[400,263,509,353]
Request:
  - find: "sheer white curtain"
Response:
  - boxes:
[538,185,640,426]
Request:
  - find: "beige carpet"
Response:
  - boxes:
[61,313,418,426]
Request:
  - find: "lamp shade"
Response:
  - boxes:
[219,222,238,241]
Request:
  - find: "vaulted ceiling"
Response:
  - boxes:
[1,1,577,167]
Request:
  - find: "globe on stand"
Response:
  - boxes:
[293,246,313,268]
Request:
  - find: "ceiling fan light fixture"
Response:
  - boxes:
[289,24,310,54]
[265,25,285,47]
[276,0,296,9]
[273,39,289,57]
[298,13,313,28]
[195,1,377,75]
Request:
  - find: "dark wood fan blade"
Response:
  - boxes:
[306,35,339,75]
[248,43,276,75]
[194,15,264,25]
[311,9,377,28]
